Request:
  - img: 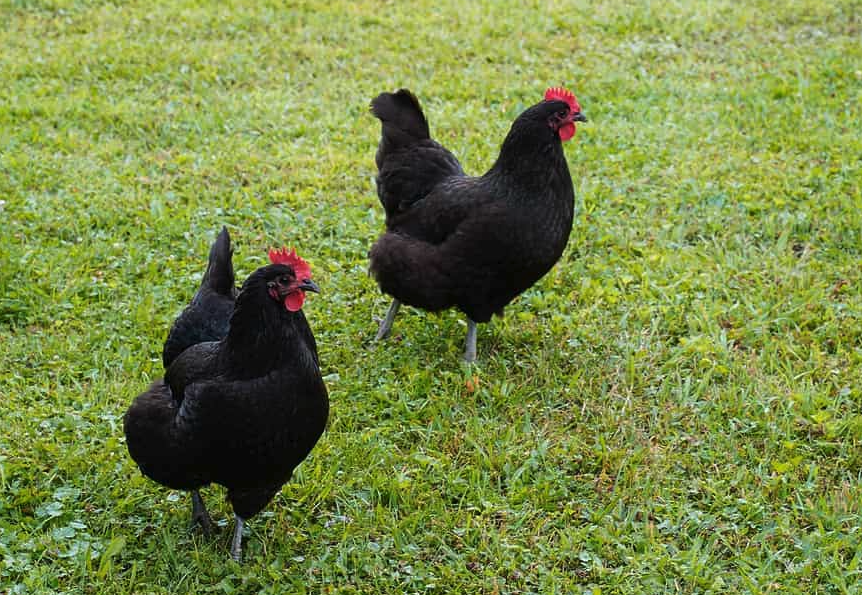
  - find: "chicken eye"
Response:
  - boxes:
[278,275,292,285]
[557,109,568,119]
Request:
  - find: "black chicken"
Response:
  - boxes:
[124,246,327,561]
[369,87,586,361]
[162,226,237,369]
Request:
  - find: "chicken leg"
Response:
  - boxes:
[463,319,478,363]
[375,299,401,340]
[230,515,245,562]
[190,490,214,535]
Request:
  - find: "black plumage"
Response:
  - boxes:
[124,257,327,562]
[162,226,237,369]
[368,88,586,361]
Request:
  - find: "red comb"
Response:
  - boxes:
[544,87,581,113]
[268,247,312,281]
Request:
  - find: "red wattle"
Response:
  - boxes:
[284,291,305,312]
[559,123,575,142]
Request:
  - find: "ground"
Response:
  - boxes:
[1,0,861,593]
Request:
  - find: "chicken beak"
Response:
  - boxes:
[572,112,587,123]
[298,279,321,293]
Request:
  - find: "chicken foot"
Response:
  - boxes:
[377,300,477,361]
[190,490,215,535]
[463,319,478,363]
[230,515,245,562]
[375,299,401,340]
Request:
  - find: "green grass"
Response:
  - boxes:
[1,0,861,592]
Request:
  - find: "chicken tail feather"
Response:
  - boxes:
[371,89,430,155]
[201,226,235,297]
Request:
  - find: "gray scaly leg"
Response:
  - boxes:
[375,299,401,340]
[463,319,478,363]
[190,490,214,535]
[230,515,245,562]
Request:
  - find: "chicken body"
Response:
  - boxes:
[369,89,584,360]
[162,226,237,369]
[124,263,328,561]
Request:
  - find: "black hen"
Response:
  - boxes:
[162,226,237,368]
[124,247,327,561]
[369,87,586,361]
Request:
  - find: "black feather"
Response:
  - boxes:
[162,227,237,368]
[370,90,464,218]
[369,91,577,326]
[124,261,328,534]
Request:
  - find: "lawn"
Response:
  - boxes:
[1,0,861,593]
